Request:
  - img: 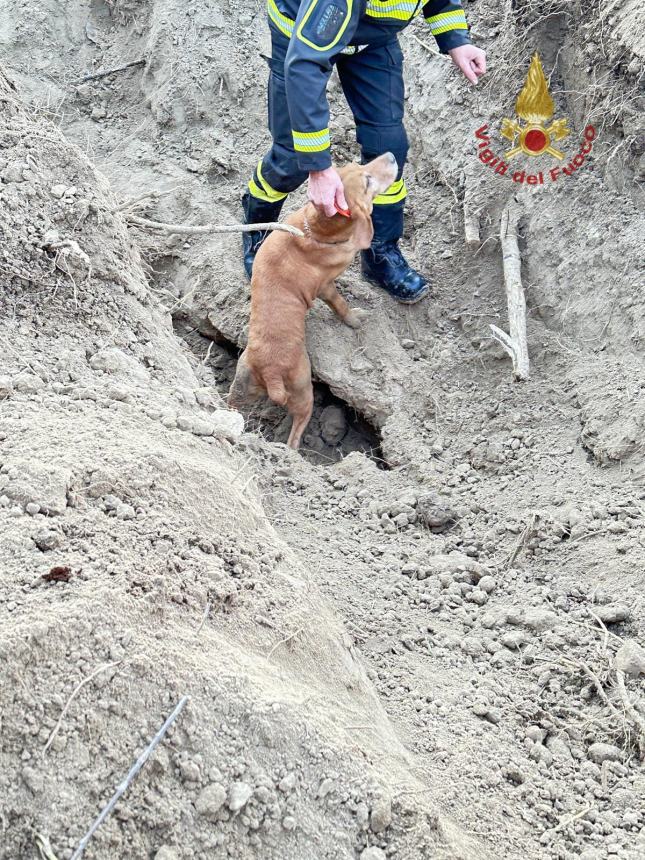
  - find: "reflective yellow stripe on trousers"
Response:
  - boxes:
[373,178,407,204]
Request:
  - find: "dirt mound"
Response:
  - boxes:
[0,78,475,860]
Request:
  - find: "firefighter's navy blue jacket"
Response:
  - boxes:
[266,0,471,172]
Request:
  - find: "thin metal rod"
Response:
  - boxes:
[70,695,189,860]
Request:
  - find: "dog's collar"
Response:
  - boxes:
[302,214,350,246]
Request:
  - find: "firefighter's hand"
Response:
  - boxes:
[308,167,348,218]
[448,44,487,85]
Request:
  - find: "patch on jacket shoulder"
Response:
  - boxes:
[297,0,351,51]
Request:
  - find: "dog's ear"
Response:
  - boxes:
[351,201,374,250]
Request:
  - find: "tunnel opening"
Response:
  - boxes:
[173,319,388,468]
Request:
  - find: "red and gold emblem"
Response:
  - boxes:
[501,53,570,160]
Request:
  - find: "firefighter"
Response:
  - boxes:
[242,0,486,303]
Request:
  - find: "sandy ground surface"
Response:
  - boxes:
[1,1,644,858]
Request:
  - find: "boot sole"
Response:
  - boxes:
[362,274,430,305]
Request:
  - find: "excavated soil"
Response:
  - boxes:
[1,1,644,859]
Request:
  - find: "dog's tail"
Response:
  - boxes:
[265,376,288,407]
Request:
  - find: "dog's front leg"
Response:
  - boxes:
[319,281,368,329]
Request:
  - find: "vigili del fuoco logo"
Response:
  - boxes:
[475,53,597,185]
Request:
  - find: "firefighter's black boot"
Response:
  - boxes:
[361,203,428,304]
[241,191,285,280]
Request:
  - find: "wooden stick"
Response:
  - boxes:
[463,176,481,248]
[267,627,304,661]
[196,601,212,635]
[489,200,529,381]
[70,696,189,860]
[116,187,178,213]
[35,833,59,860]
[463,199,481,248]
[615,670,645,755]
[551,804,594,835]
[126,214,304,238]
[44,661,122,754]
[411,33,440,56]
[80,59,145,83]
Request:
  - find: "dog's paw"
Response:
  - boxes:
[345,308,369,329]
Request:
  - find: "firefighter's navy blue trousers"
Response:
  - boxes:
[256,31,409,243]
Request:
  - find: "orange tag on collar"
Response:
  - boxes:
[335,203,351,218]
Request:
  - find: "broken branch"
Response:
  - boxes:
[489,200,529,381]
[463,175,481,248]
[126,214,304,238]
[44,661,122,754]
[80,59,145,83]
[615,669,645,755]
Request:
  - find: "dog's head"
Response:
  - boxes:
[338,153,399,249]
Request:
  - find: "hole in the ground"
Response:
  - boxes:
[174,319,387,467]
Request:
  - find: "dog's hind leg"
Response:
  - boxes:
[286,386,314,449]
[286,353,314,450]
[319,281,368,329]
[228,349,264,409]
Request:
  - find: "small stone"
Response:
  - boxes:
[154,848,179,860]
[525,725,544,743]
[546,735,572,761]
[370,795,392,833]
[481,608,509,629]
[361,849,386,860]
[467,588,488,606]
[25,502,40,516]
[278,772,296,792]
[472,702,489,718]
[501,630,528,650]
[106,383,130,402]
[14,373,44,393]
[228,781,253,812]
[195,783,227,820]
[522,608,558,632]
[587,742,622,764]
[282,815,296,831]
[319,405,348,445]
[76,84,93,103]
[594,604,631,625]
[478,575,496,593]
[460,636,485,657]
[34,529,62,551]
[176,415,193,432]
[2,162,26,182]
[211,409,244,442]
[355,802,369,827]
[504,766,525,785]
[615,640,645,676]
[401,338,416,349]
[178,759,201,782]
[317,777,334,798]
[191,417,216,436]
[0,376,13,399]
[416,496,458,532]
[484,707,502,725]
[50,184,67,199]
[22,766,44,793]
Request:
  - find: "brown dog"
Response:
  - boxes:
[229,153,398,449]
